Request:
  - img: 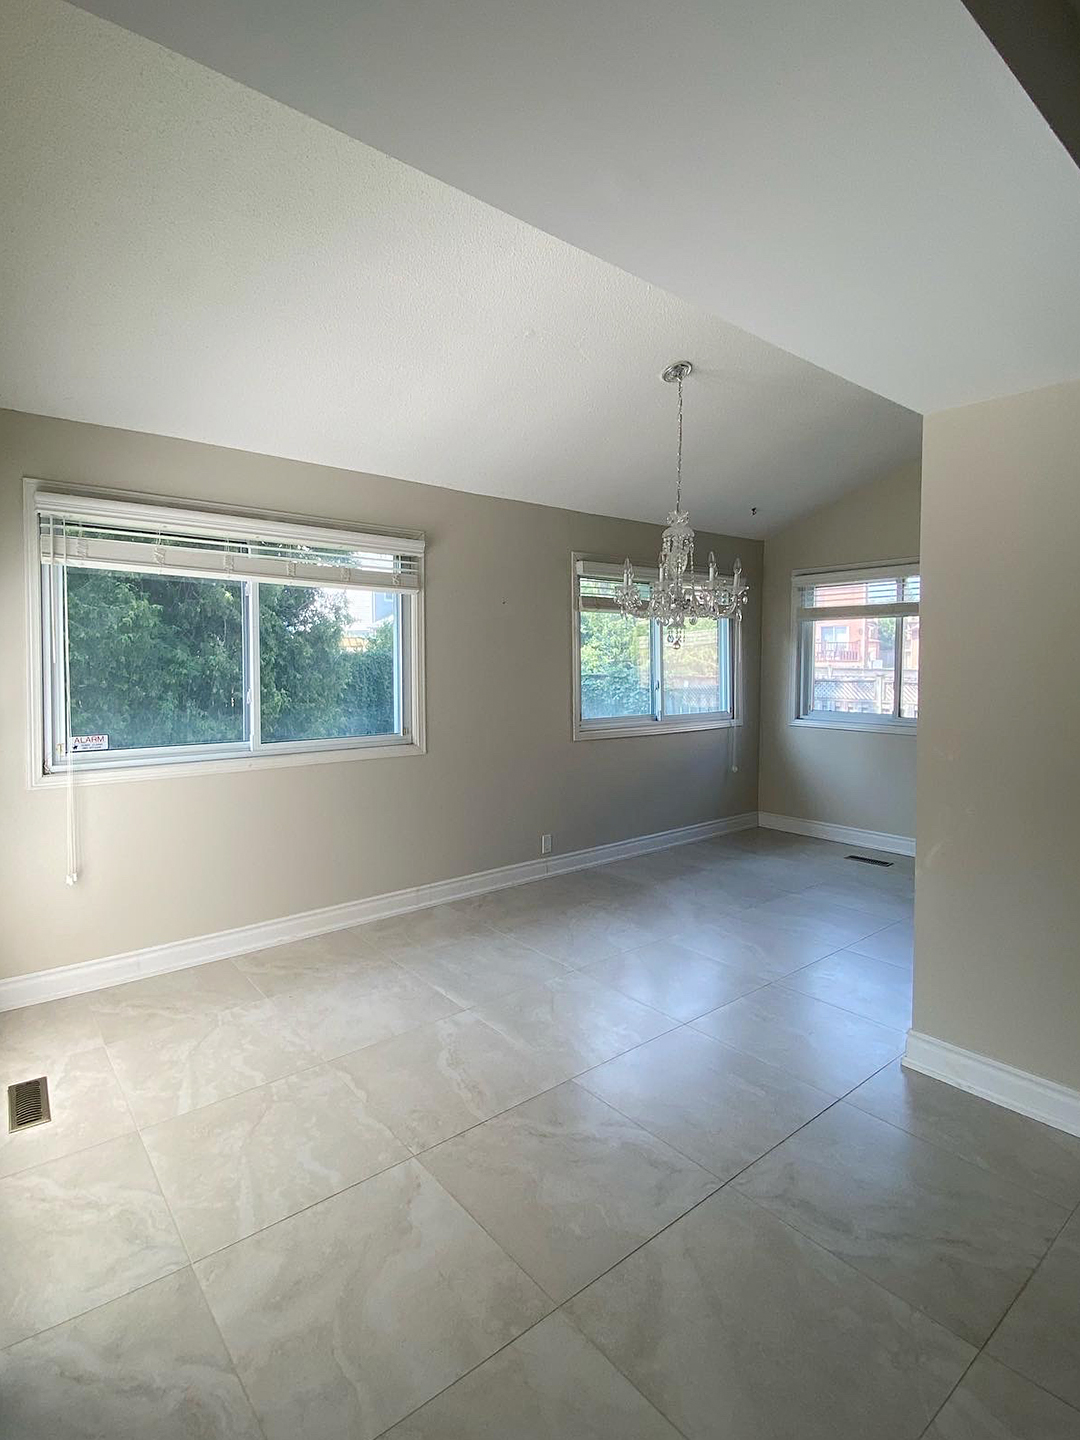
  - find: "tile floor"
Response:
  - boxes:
[1,829,1078,1439]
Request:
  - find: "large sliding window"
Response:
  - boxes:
[573,558,737,739]
[793,563,919,730]
[33,490,424,777]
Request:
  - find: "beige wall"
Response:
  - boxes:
[0,409,761,981]
[759,461,921,838]
[914,379,1080,1092]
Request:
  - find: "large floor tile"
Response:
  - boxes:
[608,882,751,934]
[578,1025,833,1179]
[848,917,914,969]
[749,891,890,947]
[630,907,774,968]
[465,885,571,933]
[475,972,675,1074]
[89,960,263,1044]
[471,873,608,927]
[393,930,570,1006]
[362,902,497,958]
[811,881,913,914]
[383,1310,681,1439]
[195,1158,549,1440]
[583,940,764,1021]
[666,855,793,908]
[566,1187,973,1440]
[278,965,460,1061]
[988,1208,1080,1410]
[924,1354,1080,1439]
[489,901,659,967]
[693,985,905,1094]
[0,1132,186,1347]
[712,851,842,893]
[799,878,913,922]
[422,1081,717,1301]
[336,1008,564,1151]
[105,997,319,1127]
[0,1269,262,1440]
[780,948,912,1029]
[849,1060,1080,1207]
[0,1046,134,1179]
[735,1102,1067,1345]
[680,908,843,978]
[143,1063,409,1258]
[0,993,103,1072]
[601,846,716,887]
[233,930,392,998]
[541,867,632,902]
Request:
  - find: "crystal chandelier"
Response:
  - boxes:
[616,361,748,648]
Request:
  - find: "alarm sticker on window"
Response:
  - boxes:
[70,734,109,751]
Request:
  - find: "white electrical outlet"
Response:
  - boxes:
[540,833,552,855]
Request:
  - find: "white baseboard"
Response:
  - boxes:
[758,811,915,858]
[0,811,758,1012]
[904,1031,1080,1139]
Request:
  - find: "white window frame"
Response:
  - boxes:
[571,554,740,740]
[24,480,426,786]
[791,559,918,734]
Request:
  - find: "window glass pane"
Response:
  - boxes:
[260,585,399,743]
[809,616,896,715]
[579,611,652,720]
[901,614,920,718]
[902,575,921,602]
[662,619,729,715]
[65,568,244,750]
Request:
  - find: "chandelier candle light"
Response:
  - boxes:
[616,361,748,648]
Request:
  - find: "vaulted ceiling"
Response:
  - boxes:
[3,0,1077,534]
[68,0,1080,414]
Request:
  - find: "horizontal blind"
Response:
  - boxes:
[795,563,918,620]
[577,573,650,613]
[37,493,424,591]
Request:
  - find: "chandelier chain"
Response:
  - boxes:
[675,372,684,513]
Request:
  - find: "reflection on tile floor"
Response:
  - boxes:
[1,829,1077,1438]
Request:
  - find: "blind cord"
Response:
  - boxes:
[730,614,741,776]
[60,521,79,886]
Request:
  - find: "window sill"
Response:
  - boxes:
[574,717,738,741]
[30,738,425,788]
[790,717,917,735]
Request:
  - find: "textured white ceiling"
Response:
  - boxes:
[0,0,919,537]
[68,0,1080,414]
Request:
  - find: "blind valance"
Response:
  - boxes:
[36,492,424,592]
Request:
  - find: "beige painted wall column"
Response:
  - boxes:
[914,378,1080,1093]
[759,461,921,839]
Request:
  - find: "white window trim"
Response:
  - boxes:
[24,479,427,787]
[570,553,742,741]
[790,558,918,735]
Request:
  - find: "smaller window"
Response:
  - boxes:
[573,559,737,739]
[793,563,918,731]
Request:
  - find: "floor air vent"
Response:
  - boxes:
[8,1076,51,1132]
[845,854,893,867]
